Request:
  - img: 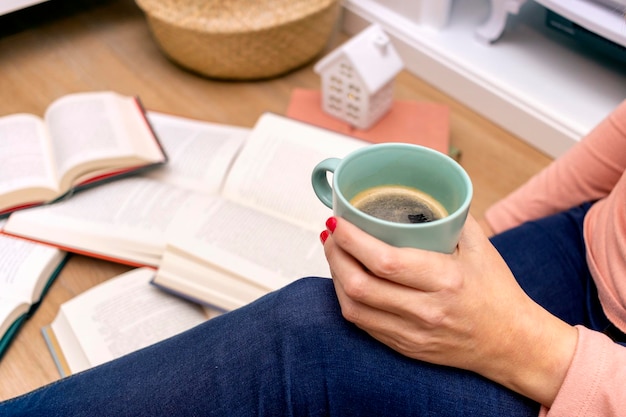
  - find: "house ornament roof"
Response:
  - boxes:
[314,23,404,94]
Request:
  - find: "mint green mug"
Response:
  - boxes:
[311,143,472,253]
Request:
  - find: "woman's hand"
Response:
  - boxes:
[321,215,578,407]
[476,216,494,237]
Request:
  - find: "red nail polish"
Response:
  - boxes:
[320,230,329,244]
[326,217,337,233]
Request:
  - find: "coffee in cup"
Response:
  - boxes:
[349,184,448,224]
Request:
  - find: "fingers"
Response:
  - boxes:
[324,217,450,292]
[321,217,460,327]
[320,215,501,329]
[331,275,403,335]
[321,219,410,323]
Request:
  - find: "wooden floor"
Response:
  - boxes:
[0,0,553,401]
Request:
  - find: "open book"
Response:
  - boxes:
[152,114,366,311]
[2,112,251,267]
[0,219,67,360]
[3,112,367,310]
[42,267,215,376]
[0,91,167,217]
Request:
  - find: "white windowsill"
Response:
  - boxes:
[341,0,626,158]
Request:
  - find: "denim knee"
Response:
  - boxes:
[261,277,341,328]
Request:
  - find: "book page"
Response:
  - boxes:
[221,113,366,229]
[145,112,249,193]
[44,92,165,191]
[4,176,207,266]
[0,233,64,304]
[167,195,330,293]
[50,268,208,374]
[0,298,28,341]
[0,114,59,206]
[154,249,262,311]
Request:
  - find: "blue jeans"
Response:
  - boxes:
[1,204,611,416]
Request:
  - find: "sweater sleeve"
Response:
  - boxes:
[485,100,626,234]
[539,326,626,417]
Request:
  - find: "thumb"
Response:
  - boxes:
[457,214,491,253]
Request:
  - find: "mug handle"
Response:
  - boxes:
[311,158,340,209]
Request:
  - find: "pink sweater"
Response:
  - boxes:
[485,100,626,416]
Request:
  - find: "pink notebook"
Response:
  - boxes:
[285,88,451,155]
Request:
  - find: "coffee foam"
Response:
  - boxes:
[349,185,448,224]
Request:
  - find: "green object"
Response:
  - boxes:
[311,143,472,253]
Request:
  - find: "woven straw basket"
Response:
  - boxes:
[135,0,341,80]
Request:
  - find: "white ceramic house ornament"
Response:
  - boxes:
[314,24,404,130]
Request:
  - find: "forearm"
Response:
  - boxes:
[486,100,626,234]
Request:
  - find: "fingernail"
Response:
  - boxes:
[326,217,337,233]
[320,230,330,244]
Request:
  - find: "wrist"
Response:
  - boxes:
[511,316,577,407]
[479,304,578,407]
